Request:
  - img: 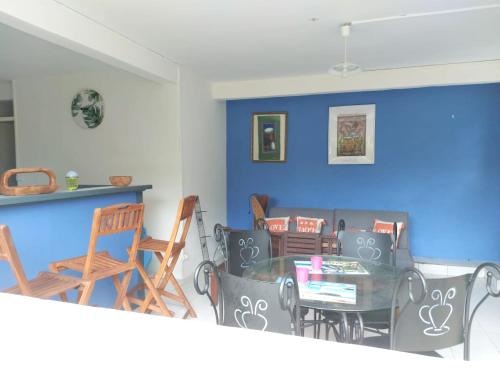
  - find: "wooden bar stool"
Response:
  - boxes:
[127,195,197,318]
[49,203,144,308]
[0,225,82,299]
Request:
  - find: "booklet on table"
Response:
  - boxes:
[294,260,369,275]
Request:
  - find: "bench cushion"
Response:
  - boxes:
[268,207,334,234]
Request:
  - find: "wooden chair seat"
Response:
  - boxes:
[1,224,83,301]
[138,238,184,254]
[4,272,81,299]
[51,251,127,274]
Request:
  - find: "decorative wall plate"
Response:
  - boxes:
[71,89,104,129]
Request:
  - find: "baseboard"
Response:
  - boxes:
[415,262,475,277]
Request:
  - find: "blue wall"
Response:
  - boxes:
[227,83,500,262]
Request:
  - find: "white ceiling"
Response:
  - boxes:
[54,0,500,81]
[0,22,112,80]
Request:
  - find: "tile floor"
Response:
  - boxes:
[167,274,500,362]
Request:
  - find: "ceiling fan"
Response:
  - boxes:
[328,23,361,78]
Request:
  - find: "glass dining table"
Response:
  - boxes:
[243,255,403,344]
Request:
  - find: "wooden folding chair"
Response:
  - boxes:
[49,203,144,308]
[127,195,197,318]
[250,194,268,229]
[0,224,82,299]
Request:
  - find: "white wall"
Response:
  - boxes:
[13,67,228,280]
[13,70,183,242]
[0,79,12,100]
[178,67,227,277]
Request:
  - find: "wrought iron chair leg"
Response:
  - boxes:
[332,325,341,341]
[340,312,350,343]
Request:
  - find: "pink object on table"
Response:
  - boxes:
[311,273,321,282]
[296,267,309,284]
[311,256,323,270]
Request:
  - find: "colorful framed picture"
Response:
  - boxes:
[328,104,375,165]
[252,112,287,162]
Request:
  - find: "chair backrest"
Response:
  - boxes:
[464,262,500,360]
[83,203,144,278]
[0,225,32,295]
[283,232,321,256]
[250,194,268,229]
[171,195,196,246]
[193,260,300,335]
[227,230,271,277]
[390,268,470,354]
[338,231,394,265]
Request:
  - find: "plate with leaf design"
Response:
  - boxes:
[71,89,104,129]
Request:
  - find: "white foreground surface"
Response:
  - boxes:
[0,293,492,375]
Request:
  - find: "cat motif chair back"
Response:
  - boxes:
[390,268,470,356]
[227,230,271,277]
[194,261,300,335]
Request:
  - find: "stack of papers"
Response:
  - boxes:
[294,260,369,275]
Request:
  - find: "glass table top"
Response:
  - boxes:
[243,255,402,313]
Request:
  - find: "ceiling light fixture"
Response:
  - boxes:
[328,23,361,77]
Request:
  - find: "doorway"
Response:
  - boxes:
[0,100,16,185]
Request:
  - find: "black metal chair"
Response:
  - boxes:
[225,229,321,337]
[323,220,398,341]
[364,267,470,358]
[226,230,272,277]
[464,262,500,360]
[193,260,300,335]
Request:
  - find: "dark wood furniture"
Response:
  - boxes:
[271,232,338,257]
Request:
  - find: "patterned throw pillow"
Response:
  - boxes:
[372,219,405,248]
[296,216,326,234]
[264,217,290,233]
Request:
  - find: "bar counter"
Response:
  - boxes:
[0,185,152,306]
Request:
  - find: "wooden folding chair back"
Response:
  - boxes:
[82,203,144,279]
[164,195,196,260]
[250,194,268,229]
[0,225,32,295]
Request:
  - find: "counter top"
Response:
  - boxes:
[0,185,152,207]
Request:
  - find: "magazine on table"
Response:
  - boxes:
[299,281,357,304]
[294,260,369,275]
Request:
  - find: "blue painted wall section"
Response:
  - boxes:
[227,83,500,262]
[0,192,141,306]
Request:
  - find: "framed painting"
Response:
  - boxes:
[328,104,375,165]
[252,112,287,162]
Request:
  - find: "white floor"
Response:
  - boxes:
[166,275,500,362]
